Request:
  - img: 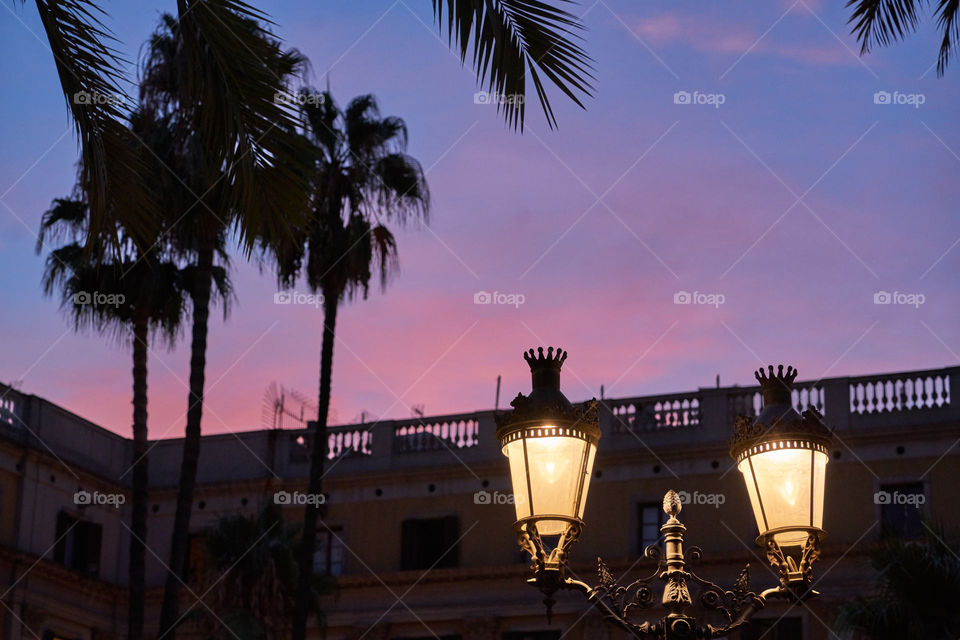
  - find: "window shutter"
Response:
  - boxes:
[53,511,71,564]
[400,519,418,570]
[442,515,460,568]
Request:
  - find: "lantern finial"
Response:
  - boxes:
[523,347,567,391]
[523,347,567,371]
[755,365,797,406]
[663,490,682,519]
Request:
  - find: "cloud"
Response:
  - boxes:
[633,11,857,67]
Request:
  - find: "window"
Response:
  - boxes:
[739,616,801,640]
[314,525,345,575]
[502,632,561,640]
[637,503,665,552]
[0,395,21,428]
[401,515,460,570]
[53,511,101,576]
[185,533,207,584]
[879,482,925,539]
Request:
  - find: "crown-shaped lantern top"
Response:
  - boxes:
[755,364,797,407]
[730,363,832,459]
[524,347,567,391]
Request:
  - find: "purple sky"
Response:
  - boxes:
[1,0,958,439]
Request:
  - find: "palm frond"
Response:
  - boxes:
[433,0,594,129]
[370,224,399,290]
[835,521,960,639]
[847,0,924,51]
[370,153,430,224]
[37,196,90,251]
[31,0,157,247]
[167,0,313,252]
[847,0,960,75]
[934,0,960,74]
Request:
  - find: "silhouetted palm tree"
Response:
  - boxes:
[192,503,333,640]
[21,1,593,230]
[836,523,960,640]
[35,182,187,640]
[848,0,959,74]
[137,12,313,637]
[270,90,429,640]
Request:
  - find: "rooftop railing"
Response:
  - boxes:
[3,367,955,484]
[308,366,957,470]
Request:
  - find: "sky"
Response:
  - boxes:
[0,0,958,439]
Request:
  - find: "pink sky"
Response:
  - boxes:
[1,1,957,438]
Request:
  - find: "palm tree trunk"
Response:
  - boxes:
[128,314,149,640]
[159,238,214,638]
[292,293,338,640]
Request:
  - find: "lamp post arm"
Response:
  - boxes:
[511,490,823,639]
[560,578,659,638]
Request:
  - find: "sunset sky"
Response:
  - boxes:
[1,0,958,439]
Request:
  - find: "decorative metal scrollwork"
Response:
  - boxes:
[512,491,819,639]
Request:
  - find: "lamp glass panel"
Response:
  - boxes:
[577,442,597,519]
[737,444,828,546]
[503,427,593,535]
[506,440,532,520]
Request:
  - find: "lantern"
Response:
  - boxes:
[731,365,831,585]
[496,348,600,539]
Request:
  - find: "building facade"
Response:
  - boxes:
[0,365,957,640]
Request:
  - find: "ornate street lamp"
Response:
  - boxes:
[731,365,832,592]
[495,347,600,614]
[497,349,832,639]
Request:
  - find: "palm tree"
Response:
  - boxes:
[835,523,960,640]
[137,12,314,636]
[22,0,594,230]
[847,0,959,75]
[269,89,429,640]
[192,503,333,640]
[36,188,187,640]
[18,0,157,248]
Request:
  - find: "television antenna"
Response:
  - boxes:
[262,382,318,430]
